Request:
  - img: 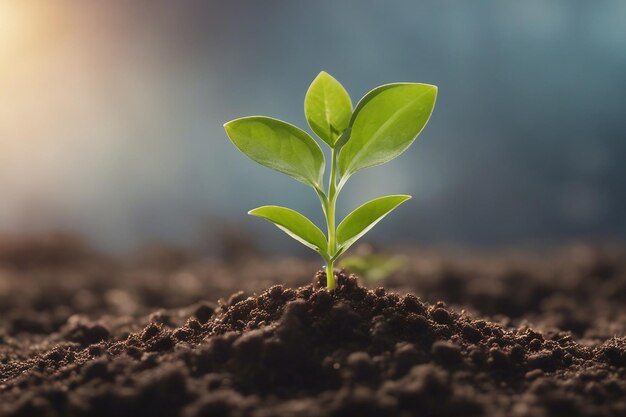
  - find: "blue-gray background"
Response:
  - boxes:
[1,1,624,253]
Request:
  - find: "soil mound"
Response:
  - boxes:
[2,272,625,417]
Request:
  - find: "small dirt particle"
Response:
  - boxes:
[194,303,215,323]
[461,325,483,343]
[527,351,556,372]
[141,323,161,341]
[432,341,463,367]
[431,308,452,324]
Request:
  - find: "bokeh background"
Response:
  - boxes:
[1,1,625,255]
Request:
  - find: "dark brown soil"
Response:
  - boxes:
[1,236,626,416]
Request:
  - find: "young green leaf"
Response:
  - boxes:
[224,116,325,190]
[249,205,328,255]
[340,253,406,282]
[304,71,352,147]
[338,83,437,179]
[336,195,411,252]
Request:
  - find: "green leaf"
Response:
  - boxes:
[336,195,411,252]
[304,71,352,147]
[224,116,325,190]
[249,205,328,255]
[338,83,437,179]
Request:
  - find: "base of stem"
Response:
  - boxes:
[325,262,336,290]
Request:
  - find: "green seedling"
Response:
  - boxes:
[224,71,437,289]
[340,250,407,283]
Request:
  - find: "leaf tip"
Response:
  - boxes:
[223,120,235,133]
[312,71,339,86]
[394,195,412,206]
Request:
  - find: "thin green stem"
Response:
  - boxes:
[325,261,335,290]
[325,148,339,289]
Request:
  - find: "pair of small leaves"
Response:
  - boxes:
[249,195,410,260]
[305,71,438,183]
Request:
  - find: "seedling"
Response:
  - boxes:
[340,251,407,283]
[224,72,437,289]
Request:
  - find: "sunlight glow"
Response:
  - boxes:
[0,1,28,57]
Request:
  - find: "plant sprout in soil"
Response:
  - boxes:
[224,71,437,289]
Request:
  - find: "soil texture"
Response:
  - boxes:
[1,235,625,416]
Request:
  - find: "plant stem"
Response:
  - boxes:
[325,148,338,289]
[325,260,335,290]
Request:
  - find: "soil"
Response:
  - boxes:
[1,235,626,416]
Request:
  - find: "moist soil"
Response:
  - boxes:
[1,235,626,416]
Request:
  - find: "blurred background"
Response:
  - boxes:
[1,0,625,255]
